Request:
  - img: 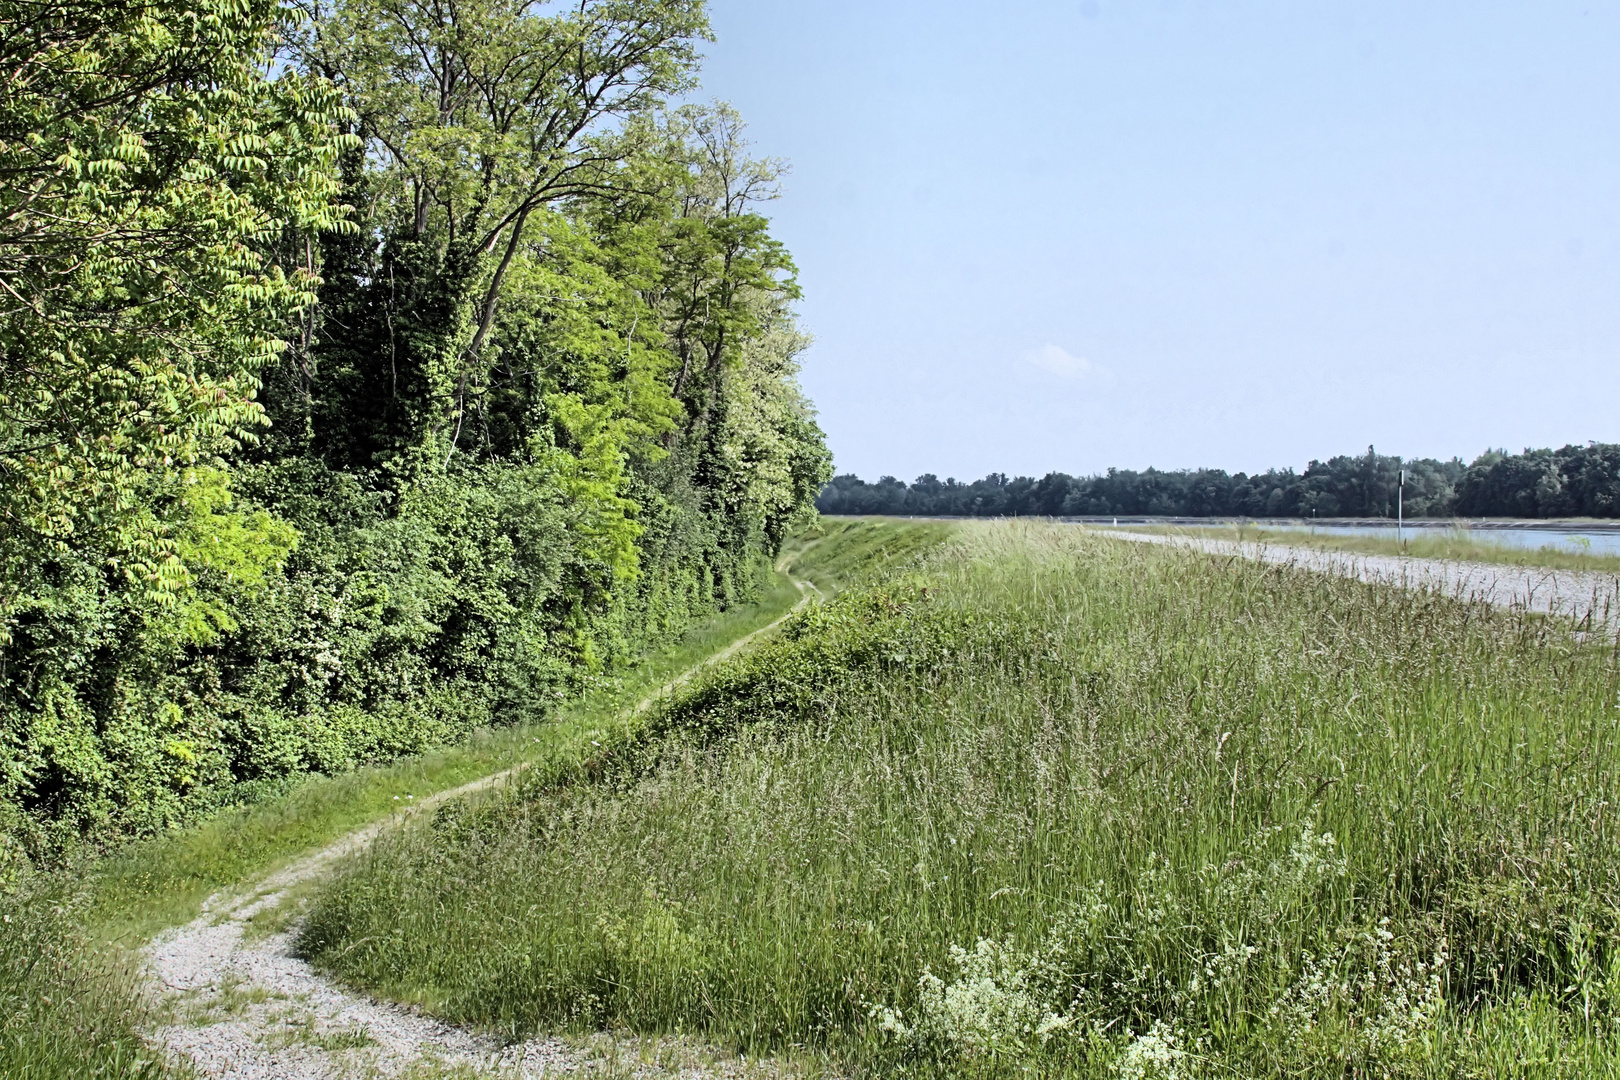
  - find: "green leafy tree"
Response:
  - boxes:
[632,104,826,543]
[0,0,353,584]
[642,104,797,428]
[718,307,833,546]
[293,0,709,468]
[0,0,831,855]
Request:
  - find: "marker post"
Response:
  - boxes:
[1397,469,1405,546]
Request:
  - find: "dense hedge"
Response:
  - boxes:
[1,459,780,857]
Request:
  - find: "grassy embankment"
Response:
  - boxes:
[0,518,951,1080]
[1116,521,1620,574]
[304,519,1620,1078]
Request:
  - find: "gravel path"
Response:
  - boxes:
[1109,531,1620,629]
[143,577,820,1080]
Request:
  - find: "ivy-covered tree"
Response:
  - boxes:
[292,0,709,470]
[594,103,828,550]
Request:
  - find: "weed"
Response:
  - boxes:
[0,875,172,1079]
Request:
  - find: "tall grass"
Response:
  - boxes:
[0,875,172,1080]
[305,521,1620,1077]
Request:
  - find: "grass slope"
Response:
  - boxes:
[1,518,951,1080]
[305,520,1620,1078]
[1123,522,1620,574]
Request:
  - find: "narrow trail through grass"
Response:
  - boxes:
[139,574,826,1080]
[0,520,952,1080]
[122,518,949,1080]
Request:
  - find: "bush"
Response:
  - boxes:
[0,456,778,855]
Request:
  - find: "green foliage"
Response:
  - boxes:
[822,442,1620,523]
[291,0,710,469]
[167,467,301,644]
[81,518,898,950]
[0,0,830,1070]
[302,521,1620,1077]
[1454,443,1620,518]
[0,534,830,1080]
[0,0,828,855]
[0,0,354,567]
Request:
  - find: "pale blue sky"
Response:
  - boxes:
[695,1,1620,481]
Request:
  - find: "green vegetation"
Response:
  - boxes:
[1,587,792,1080]
[1121,523,1620,575]
[820,442,1620,520]
[5,4,1614,1078]
[305,520,1620,1077]
[2,0,829,861]
[87,521,932,944]
[0,876,171,1080]
[783,517,956,598]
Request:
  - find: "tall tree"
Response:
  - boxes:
[292,0,709,468]
[0,0,352,578]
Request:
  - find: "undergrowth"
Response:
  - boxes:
[305,520,1620,1077]
[0,876,170,1080]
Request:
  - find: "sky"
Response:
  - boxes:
[690,1,1620,482]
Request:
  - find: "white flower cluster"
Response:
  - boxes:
[873,937,1075,1058]
[1268,917,1447,1061]
[1114,1020,1198,1080]
[870,884,1111,1059]
[870,826,1439,1075]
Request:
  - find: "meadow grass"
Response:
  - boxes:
[1120,521,1620,574]
[0,518,953,1080]
[0,877,173,1079]
[304,520,1620,1078]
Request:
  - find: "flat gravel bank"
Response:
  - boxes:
[1109,531,1620,630]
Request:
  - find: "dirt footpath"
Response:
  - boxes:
[143,577,821,1079]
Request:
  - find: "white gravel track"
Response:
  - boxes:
[1108,530,1620,629]
[142,576,820,1080]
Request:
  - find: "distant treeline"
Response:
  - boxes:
[817,444,1620,520]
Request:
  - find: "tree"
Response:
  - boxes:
[0,0,831,848]
[0,0,353,575]
[644,105,795,427]
[292,0,709,468]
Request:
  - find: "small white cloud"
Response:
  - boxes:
[1025,344,1113,385]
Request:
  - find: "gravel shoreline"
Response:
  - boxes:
[1110,531,1620,629]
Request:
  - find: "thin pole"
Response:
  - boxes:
[1397,468,1405,546]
